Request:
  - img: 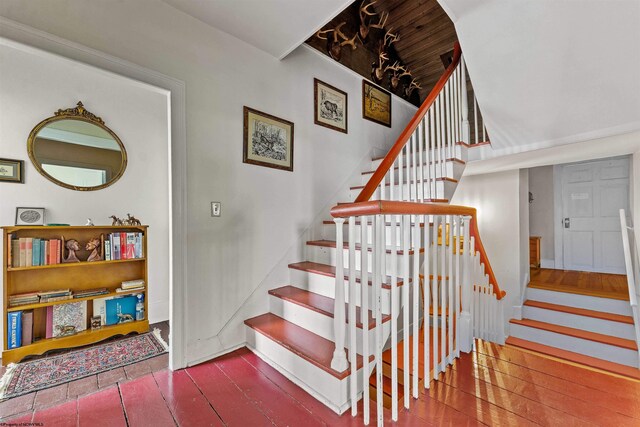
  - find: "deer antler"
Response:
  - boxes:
[405,78,422,97]
[359,0,377,21]
[384,61,402,73]
[369,11,389,30]
[335,22,360,50]
[384,28,400,46]
[315,28,335,40]
[399,67,412,79]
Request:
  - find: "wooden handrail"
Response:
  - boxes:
[330,200,506,300]
[354,42,462,203]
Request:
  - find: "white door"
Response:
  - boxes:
[561,157,630,274]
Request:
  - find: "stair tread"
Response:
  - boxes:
[505,337,640,380]
[288,261,406,289]
[336,199,449,205]
[245,313,367,380]
[322,220,434,226]
[307,239,425,255]
[524,300,634,324]
[269,286,391,329]
[510,318,638,350]
[350,177,457,190]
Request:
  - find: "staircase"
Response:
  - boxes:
[508,211,640,376]
[244,42,507,425]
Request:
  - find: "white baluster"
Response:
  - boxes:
[374,215,384,427]
[331,218,348,371]
[402,214,410,408]
[418,121,425,202]
[459,217,472,353]
[412,215,420,398]
[429,108,436,199]
[360,215,370,424]
[474,95,479,146]
[432,216,439,374]
[448,215,454,364]
[390,211,399,420]
[455,216,461,358]
[446,81,452,160]
[423,214,431,388]
[398,141,404,202]
[460,55,470,145]
[440,216,447,372]
[348,219,357,416]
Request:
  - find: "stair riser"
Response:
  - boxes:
[526,288,633,316]
[348,180,456,202]
[370,145,467,170]
[509,323,639,367]
[360,161,465,186]
[289,268,392,311]
[522,306,636,340]
[269,296,390,357]
[246,329,365,414]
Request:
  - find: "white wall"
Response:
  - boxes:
[634,151,640,253]
[528,166,555,265]
[0,1,417,363]
[0,40,171,345]
[452,169,525,327]
[519,169,529,297]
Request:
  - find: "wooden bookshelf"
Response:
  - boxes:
[2,225,149,365]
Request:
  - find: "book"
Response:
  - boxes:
[105,296,137,325]
[43,239,48,265]
[19,238,26,267]
[93,296,115,326]
[46,306,53,338]
[112,233,121,260]
[116,286,145,293]
[134,233,143,258]
[25,238,32,267]
[7,311,22,349]
[52,301,87,337]
[125,233,136,259]
[21,310,33,346]
[7,233,12,267]
[104,240,111,261]
[11,239,20,268]
[40,295,73,303]
[121,279,145,289]
[120,232,127,259]
[40,239,46,266]
[38,289,71,297]
[32,238,41,266]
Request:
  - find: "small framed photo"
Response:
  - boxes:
[243,106,294,172]
[0,158,24,183]
[15,207,46,226]
[362,80,392,127]
[314,78,348,134]
[91,315,102,329]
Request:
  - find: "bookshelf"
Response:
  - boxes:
[2,225,149,365]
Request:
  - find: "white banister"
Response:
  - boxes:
[619,209,640,368]
[331,218,348,372]
[460,55,470,144]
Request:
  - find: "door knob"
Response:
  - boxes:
[564,218,570,229]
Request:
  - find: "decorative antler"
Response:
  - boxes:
[371,51,389,83]
[383,28,400,47]
[335,22,360,50]
[384,61,402,73]
[315,28,335,40]
[317,22,359,61]
[370,11,389,30]
[389,63,407,90]
[404,78,422,97]
[359,0,378,39]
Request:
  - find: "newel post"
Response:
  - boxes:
[460,55,470,145]
[459,216,473,353]
[331,217,349,372]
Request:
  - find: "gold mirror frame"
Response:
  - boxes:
[27,102,127,191]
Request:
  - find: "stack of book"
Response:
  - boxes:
[7,235,62,268]
[7,310,34,348]
[8,292,40,307]
[38,289,72,303]
[116,279,145,293]
[74,288,109,299]
[104,232,144,261]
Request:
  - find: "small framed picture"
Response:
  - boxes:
[243,106,294,172]
[362,80,392,127]
[91,315,102,329]
[15,207,46,226]
[314,78,348,134]
[0,158,24,183]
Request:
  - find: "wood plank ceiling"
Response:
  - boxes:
[306,0,459,105]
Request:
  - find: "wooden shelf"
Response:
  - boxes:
[7,257,145,272]
[7,288,146,312]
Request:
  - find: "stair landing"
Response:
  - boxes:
[529,268,629,300]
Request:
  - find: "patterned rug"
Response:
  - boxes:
[0,329,167,401]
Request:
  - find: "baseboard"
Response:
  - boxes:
[540,259,555,269]
[186,340,246,367]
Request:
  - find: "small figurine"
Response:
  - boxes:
[125,214,142,226]
[85,236,103,262]
[62,239,81,263]
[85,218,94,226]
[55,325,77,337]
[117,313,134,324]
[109,215,123,226]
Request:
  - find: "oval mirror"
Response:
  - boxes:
[27,102,127,191]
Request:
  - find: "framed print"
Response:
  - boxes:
[314,78,348,133]
[15,207,46,226]
[0,158,24,183]
[243,107,294,172]
[362,80,392,127]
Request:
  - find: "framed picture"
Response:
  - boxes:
[362,80,392,127]
[15,207,46,226]
[243,107,294,172]
[314,78,348,133]
[0,158,24,183]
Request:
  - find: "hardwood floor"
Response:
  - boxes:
[529,268,629,300]
[3,340,640,426]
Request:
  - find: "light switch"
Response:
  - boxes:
[211,202,221,217]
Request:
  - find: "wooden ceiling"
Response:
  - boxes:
[306,0,459,103]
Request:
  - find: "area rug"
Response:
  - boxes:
[0,329,167,401]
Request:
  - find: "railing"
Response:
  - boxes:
[619,209,640,368]
[328,42,505,425]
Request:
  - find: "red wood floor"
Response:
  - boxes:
[2,341,640,426]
